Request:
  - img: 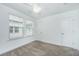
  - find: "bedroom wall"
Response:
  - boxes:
[37,9,79,50]
[0,4,35,54]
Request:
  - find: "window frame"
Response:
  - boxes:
[9,14,33,39]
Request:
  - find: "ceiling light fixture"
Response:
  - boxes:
[33,4,41,13]
[27,3,41,13]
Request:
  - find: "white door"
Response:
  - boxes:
[61,18,79,48]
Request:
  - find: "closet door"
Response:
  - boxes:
[61,17,79,48]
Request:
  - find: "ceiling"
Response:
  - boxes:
[2,3,79,19]
[31,3,79,19]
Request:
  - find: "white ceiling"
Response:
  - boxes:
[2,3,79,19]
[31,3,79,19]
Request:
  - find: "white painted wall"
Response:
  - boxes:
[0,3,79,55]
[37,9,79,50]
[0,4,35,54]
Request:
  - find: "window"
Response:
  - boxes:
[9,26,13,33]
[9,15,23,39]
[9,15,33,39]
[26,24,32,32]
[14,27,19,33]
[24,20,33,36]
